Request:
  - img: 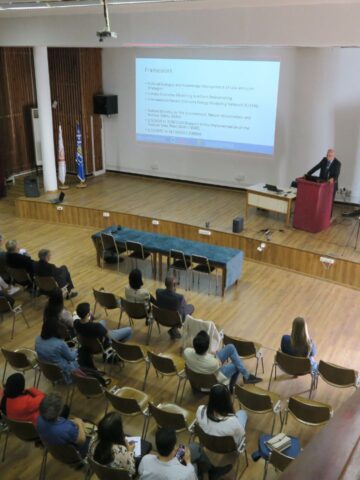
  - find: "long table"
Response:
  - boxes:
[92,226,244,295]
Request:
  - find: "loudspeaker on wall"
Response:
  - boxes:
[93,95,118,115]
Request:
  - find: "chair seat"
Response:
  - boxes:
[157,402,194,424]
[128,250,151,260]
[193,264,215,273]
[242,384,281,405]
[258,434,301,461]
[171,259,191,270]
[15,348,38,368]
[159,353,185,373]
[117,387,149,411]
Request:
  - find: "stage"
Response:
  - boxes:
[14,172,360,290]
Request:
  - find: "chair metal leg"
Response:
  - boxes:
[261,356,265,373]
[21,311,30,328]
[179,378,188,404]
[1,428,9,462]
[268,363,275,390]
[145,320,153,346]
[2,360,8,385]
[174,376,184,403]
[11,313,16,340]
[36,370,42,389]
[142,413,150,440]
[93,301,97,316]
[263,460,269,480]
[143,361,151,390]
[39,448,48,480]
[271,414,276,435]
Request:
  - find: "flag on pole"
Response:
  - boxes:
[58,125,66,185]
[75,122,85,183]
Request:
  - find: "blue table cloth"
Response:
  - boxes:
[93,225,244,290]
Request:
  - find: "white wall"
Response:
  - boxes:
[102,46,360,200]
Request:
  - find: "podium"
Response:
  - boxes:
[293,178,334,232]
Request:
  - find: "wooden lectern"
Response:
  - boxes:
[293,178,334,233]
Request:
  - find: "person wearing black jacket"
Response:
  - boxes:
[5,239,34,288]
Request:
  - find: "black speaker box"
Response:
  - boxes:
[24,175,40,198]
[232,216,244,233]
[93,94,118,115]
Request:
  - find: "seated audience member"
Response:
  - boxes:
[196,384,247,448]
[139,427,230,480]
[0,233,11,283]
[73,302,132,344]
[156,276,194,339]
[43,288,75,339]
[184,331,262,390]
[281,316,318,372]
[5,239,34,287]
[125,268,156,305]
[35,317,80,384]
[37,393,89,458]
[0,373,45,425]
[34,248,77,299]
[90,412,136,476]
[0,275,20,298]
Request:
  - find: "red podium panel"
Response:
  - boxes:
[293,178,334,233]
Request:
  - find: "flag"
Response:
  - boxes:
[58,125,66,185]
[75,122,85,182]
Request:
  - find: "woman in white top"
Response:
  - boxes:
[125,269,156,306]
[196,384,247,447]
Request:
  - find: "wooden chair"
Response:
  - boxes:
[263,448,295,480]
[88,457,132,479]
[6,266,34,292]
[93,288,122,326]
[34,275,71,304]
[223,333,264,376]
[234,384,282,435]
[191,254,218,295]
[282,395,333,431]
[1,347,38,385]
[268,351,317,398]
[318,360,358,392]
[180,365,220,403]
[105,387,150,439]
[151,305,182,343]
[119,298,153,342]
[1,415,41,463]
[125,240,154,275]
[145,351,186,402]
[168,249,191,289]
[111,341,150,390]
[36,359,72,404]
[70,371,106,413]
[148,402,195,441]
[100,232,126,272]
[194,423,248,478]
[0,297,29,339]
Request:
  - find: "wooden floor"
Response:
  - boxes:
[31,172,360,263]
[1,182,360,479]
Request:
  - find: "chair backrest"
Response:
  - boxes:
[71,371,104,397]
[234,384,273,413]
[93,289,119,309]
[78,334,104,355]
[37,360,64,383]
[101,233,118,252]
[6,267,31,285]
[1,348,31,369]
[185,365,218,391]
[152,305,182,328]
[43,440,84,466]
[105,390,143,415]
[275,351,311,376]
[34,276,58,293]
[3,415,39,442]
[88,457,132,480]
[148,351,177,375]
[111,341,146,363]
[149,402,187,431]
[287,395,332,426]
[169,249,187,263]
[191,255,211,272]
[269,449,294,472]
[125,241,144,257]
[318,360,357,388]
[223,334,257,358]
[121,298,148,319]
[194,423,238,455]
[0,297,12,314]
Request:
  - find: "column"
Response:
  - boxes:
[33,46,57,192]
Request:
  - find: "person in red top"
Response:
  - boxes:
[0,373,45,425]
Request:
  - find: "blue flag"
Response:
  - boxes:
[75,123,85,182]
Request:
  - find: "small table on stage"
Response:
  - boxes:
[245,184,297,225]
[92,226,244,296]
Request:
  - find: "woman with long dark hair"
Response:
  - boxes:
[43,288,75,338]
[91,412,136,476]
[196,384,247,447]
[281,317,318,372]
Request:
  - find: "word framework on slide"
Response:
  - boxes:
[136,58,280,155]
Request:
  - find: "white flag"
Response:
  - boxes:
[58,125,66,185]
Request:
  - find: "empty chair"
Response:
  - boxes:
[318,360,358,391]
[148,402,195,440]
[100,232,126,272]
[168,249,191,289]
[191,254,218,295]
[262,444,298,480]
[180,365,220,403]
[125,241,154,275]
[268,351,317,398]
[1,347,38,385]
[120,298,153,342]
[70,371,106,412]
[1,415,42,463]
[93,288,122,326]
[105,387,150,438]
[194,423,248,479]
[111,341,150,390]
[282,395,333,431]
[88,457,132,480]
[234,384,282,435]
[151,305,182,343]
[223,333,264,376]
[0,297,30,339]
[145,351,185,402]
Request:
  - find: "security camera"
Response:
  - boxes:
[96,29,117,42]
